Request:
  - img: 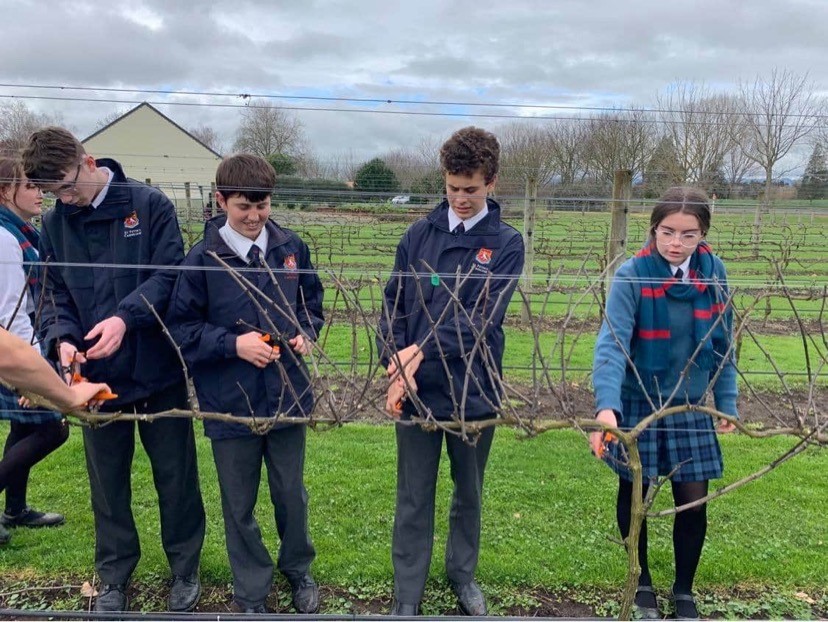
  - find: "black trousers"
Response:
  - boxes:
[1,419,69,514]
[211,425,315,609]
[392,422,495,604]
[82,382,205,584]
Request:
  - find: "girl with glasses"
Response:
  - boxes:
[590,186,738,619]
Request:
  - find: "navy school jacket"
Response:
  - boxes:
[378,199,524,421]
[167,215,324,440]
[38,158,184,405]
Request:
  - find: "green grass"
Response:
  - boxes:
[1,425,825,593]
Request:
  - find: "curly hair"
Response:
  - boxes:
[21,126,85,184]
[439,126,500,184]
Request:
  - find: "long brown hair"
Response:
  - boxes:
[0,157,23,207]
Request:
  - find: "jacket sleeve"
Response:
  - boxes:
[116,193,185,331]
[377,231,412,368]
[295,240,324,340]
[166,249,239,365]
[592,260,639,420]
[711,260,739,418]
[38,222,85,358]
[420,232,525,361]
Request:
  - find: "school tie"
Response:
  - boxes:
[247,245,262,266]
[674,268,684,281]
[453,222,465,235]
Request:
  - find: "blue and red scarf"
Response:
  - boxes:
[0,205,41,300]
[631,240,731,375]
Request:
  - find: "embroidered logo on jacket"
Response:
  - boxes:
[476,248,493,264]
[123,212,142,238]
[284,254,297,270]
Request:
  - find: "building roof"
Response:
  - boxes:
[82,102,223,158]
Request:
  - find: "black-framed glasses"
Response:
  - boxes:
[654,228,702,248]
[44,163,82,199]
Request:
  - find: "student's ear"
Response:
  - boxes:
[215,191,227,212]
[82,153,97,172]
[486,174,498,194]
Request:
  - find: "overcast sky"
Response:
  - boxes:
[2,0,827,168]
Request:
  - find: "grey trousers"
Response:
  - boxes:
[83,382,205,584]
[211,425,315,609]
[392,422,495,604]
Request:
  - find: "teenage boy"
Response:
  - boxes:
[378,127,525,616]
[167,154,324,614]
[22,128,206,613]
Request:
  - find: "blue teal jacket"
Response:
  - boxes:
[378,199,524,421]
[167,215,324,440]
[38,158,185,405]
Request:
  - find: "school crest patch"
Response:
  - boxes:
[123,211,142,238]
[476,248,493,265]
[284,254,297,270]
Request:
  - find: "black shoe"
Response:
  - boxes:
[169,573,201,612]
[232,600,267,614]
[1,506,65,528]
[390,600,420,616]
[289,572,320,614]
[0,523,10,545]
[450,580,487,616]
[634,585,661,620]
[94,584,129,612]
[671,589,699,620]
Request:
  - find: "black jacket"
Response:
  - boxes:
[167,215,324,440]
[378,199,524,420]
[38,158,184,405]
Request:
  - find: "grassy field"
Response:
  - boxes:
[0,424,825,616]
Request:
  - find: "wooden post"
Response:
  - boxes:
[184,182,192,224]
[210,182,217,218]
[606,170,632,293]
[521,176,538,323]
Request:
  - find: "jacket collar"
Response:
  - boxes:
[203,214,292,259]
[426,198,502,235]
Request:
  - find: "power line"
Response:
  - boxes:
[2,82,827,121]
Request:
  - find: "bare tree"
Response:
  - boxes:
[93,108,130,131]
[189,124,223,154]
[734,69,820,245]
[583,109,656,184]
[0,101,54,155]
[233,99,306,158]
[499,122,558,317]
[547,117,588,188]
[657,83,740,190]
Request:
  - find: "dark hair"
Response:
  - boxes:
[21,126,85,184]
[439,126,500,184]
[649,186,711,236]
[216,153,276,202]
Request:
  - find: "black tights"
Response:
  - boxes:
[617,477,709,594]
[0,419,69,515]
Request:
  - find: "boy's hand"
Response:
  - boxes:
[67,382,113,410]
[387,344,423,384]
[385,379,407,418]
[58,342,86,383]
[288,334,312,356]
[85,316,127,359]
[236,332,280,368]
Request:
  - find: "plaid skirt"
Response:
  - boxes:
[604,397,723,483]
[0,384,62,424]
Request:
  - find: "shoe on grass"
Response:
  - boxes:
[1,506,65,528]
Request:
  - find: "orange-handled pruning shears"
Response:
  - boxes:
[68,351,119,402]
[259,333,281,354]
[596,431,617,459]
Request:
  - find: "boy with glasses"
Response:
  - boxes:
[22,127,206,613]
